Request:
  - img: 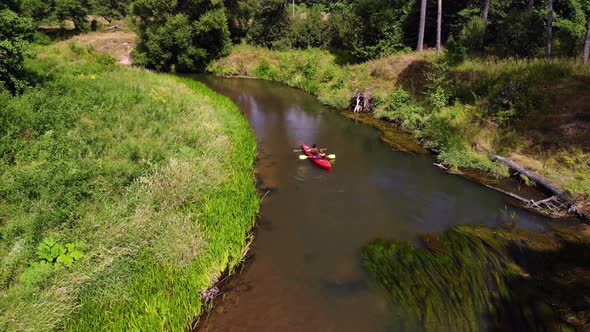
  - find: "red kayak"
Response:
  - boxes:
[302,144,332,170]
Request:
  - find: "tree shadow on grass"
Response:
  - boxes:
[396,60,432,98]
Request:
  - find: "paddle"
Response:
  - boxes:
[299,154,336,160]
[292,148,328,152]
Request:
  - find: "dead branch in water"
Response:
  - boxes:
[484,185,570,218]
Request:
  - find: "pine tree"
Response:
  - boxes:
[417,0,427,51]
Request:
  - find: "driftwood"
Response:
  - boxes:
[434,162,463,175]
[474,144,589,220]
[484,185,572,218]
[105,25,120,31]
[474,144,563,196]
[350,89,374,113]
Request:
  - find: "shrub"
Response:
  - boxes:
[131,1,232,72]
[445,36,467,65]
[288,5,330,49]
[386,87,412,111]
[458,17,486,56]
[494,9,545,58]
[0,9,34,94]
[254,60,277,79]
[248,0,290,48]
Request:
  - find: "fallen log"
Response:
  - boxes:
[474,144,562,196]
[475,144,589,221]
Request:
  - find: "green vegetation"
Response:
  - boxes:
[131,0,232,72]
[215,0,590,62]
[0,41,258,330]
[208,45,508,176]
[363,223,590,330]
[0,8,34,94]
[209,44,590,203]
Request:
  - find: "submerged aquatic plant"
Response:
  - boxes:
[362,224,590,330]
[363,227,509,331]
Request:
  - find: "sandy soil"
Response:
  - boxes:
[71,31,136,65]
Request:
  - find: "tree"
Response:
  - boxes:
[584,13,590,63]
[437,0,442,52]
[546,0,554,59]
[0,9,34,94]
[248,0,291,48]
[417,0,426,51]
[528,0,534,10]
[495,9,545,57]
[88,0,132,21]
[482,0,490,21]
[327,0,413,61]
[289,5,330,49]
[132,0,232,72]
[18,0,90,30]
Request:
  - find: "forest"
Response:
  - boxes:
[3,0,590,87]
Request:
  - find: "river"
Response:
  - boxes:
[194,76,551,331]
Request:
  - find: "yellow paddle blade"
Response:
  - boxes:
[299,154,336,160]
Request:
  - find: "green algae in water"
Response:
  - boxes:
[363,227,509,331]
[362,225,590,331]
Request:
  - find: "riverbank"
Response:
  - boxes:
[0,41,258,330]
[208,44,590,217]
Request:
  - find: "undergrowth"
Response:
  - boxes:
[0,41,258,330]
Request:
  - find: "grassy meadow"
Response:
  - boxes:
[0,41,258,330]
[209,45,590,210]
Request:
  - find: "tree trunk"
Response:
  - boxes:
[584,14,590,64]
[528,0,534,10]
[437,0,442,53]
[482,0,490,21]
[417,0,427,51]
[546,0,553,59]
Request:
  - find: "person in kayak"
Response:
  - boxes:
[309,144,325,159]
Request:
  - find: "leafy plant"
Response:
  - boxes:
[37,238,84,268]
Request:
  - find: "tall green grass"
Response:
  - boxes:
[0,41,258,330]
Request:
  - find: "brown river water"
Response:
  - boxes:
[194,76,551,331]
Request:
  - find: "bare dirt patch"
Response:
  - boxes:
[71,31,137,65]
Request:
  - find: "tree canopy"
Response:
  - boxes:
[131,0,232,72]
[0,8,34,94]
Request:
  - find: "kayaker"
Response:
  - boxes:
[309,144,325,159]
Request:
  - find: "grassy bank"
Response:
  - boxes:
[0,41,258,330]
[209,44,590,214]
[363,222,590,330]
